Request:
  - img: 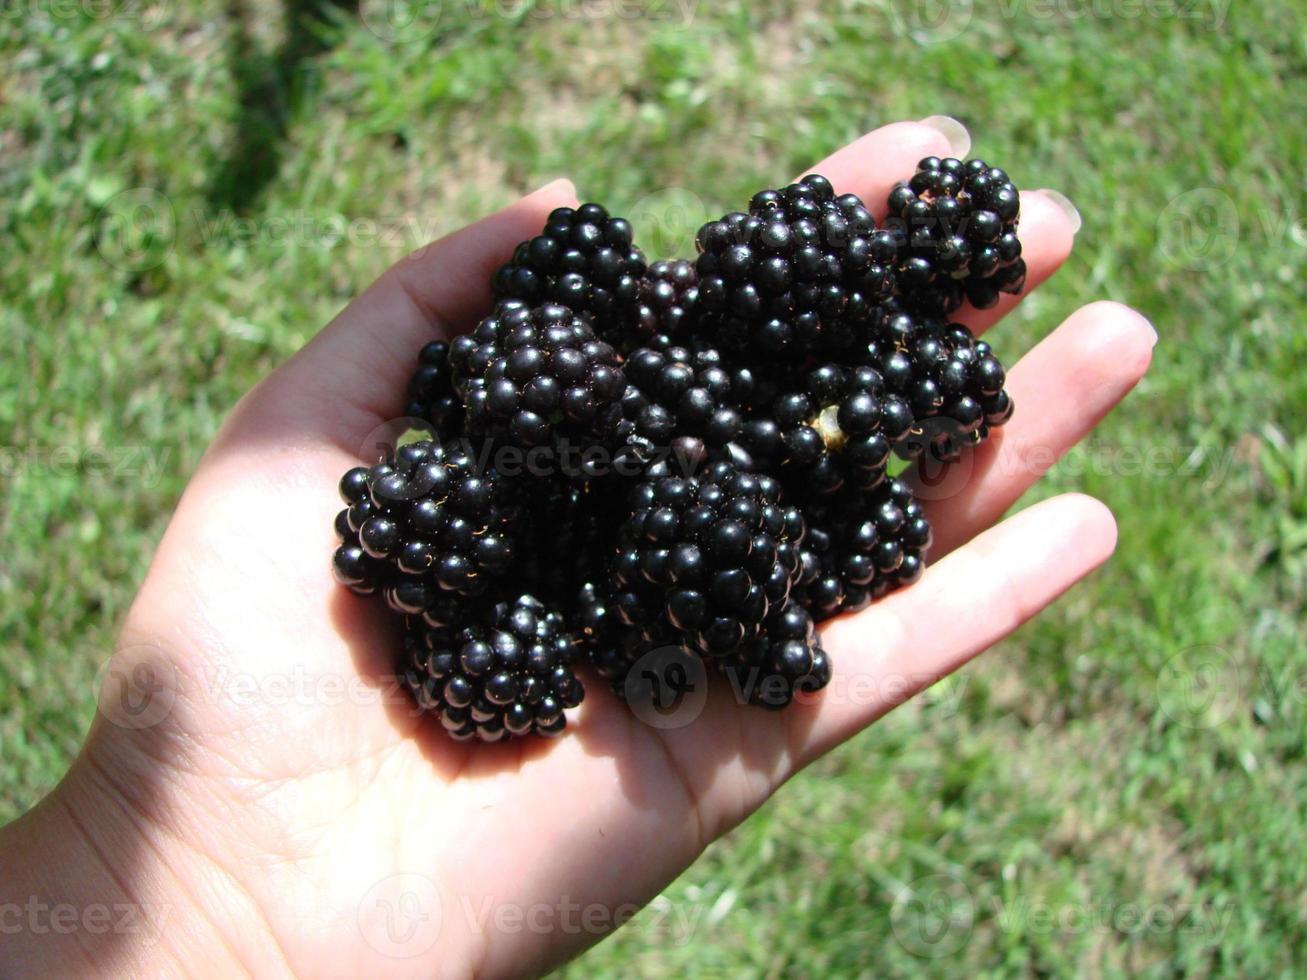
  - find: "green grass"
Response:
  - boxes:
[2,1,1305,975]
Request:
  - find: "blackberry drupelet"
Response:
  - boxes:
[632,259,700,345]
[449,300,630,457]
[610,460,806,657]
[695,173,900,357]
[491,203,647,343]
[330,439,523,610]
[622,337,743,451]
[738,362,903,499]
[401,340,464,440]
[719,601,831,709]
[864,303,1014,463]
[575,581,665,696]
[885,156,1026,316]
[401,594,585,741]
[795,476,933,622]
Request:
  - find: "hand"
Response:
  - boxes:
[0,120,1154,978]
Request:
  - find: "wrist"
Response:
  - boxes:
[0,737,282,977]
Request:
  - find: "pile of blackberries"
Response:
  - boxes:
[331,157,1021,741]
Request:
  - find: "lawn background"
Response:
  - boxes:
[2,0,1305,975]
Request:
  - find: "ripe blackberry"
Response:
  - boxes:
[492,203,647,343]
[401,340,464,440]
[449,301,631,455]
[330,440,523,610]
[622,337,743,451]
[865,304,1014,463]
[695,173,899,357]
[885,156,1026,316]
[610,460,806,657]
[632,259,700,345]
[795,476,933,622]
[719,602,831,709]
[574,581,659,693]
[737,362,902,499]
[401,594,585,741]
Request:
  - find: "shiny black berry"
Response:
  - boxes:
[695,174,899,357]
[610,460,806,657]
[492,203,647,344]
[401,594,584,741]
[450,301,631,458]
[885,157,1027,317]
[330,440,523,608]
[401,340,465,439]
[794,476,933,621]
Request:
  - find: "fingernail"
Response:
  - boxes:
[918,115,971,158]
[531,177,577,200]
[1141,313,1159,347]
[1036,188,1082,235]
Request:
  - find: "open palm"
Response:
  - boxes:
[31,121,1154,979]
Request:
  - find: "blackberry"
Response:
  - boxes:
[330,439,523,609]
[449,301,630,456]
[695,173,899,357]
[865,303,1014,463]
[622,337,743,451]
[491,203,646,344]
[738,362,901,499]
[401,594,585,741]
[576,581,657,693]
[719,602,831,709]
[610,460,806,657]
[401,340,464,440]
[885,156,1026,316]
[795,476,933,622]
[632,259,700,345]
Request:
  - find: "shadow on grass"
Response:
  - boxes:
[207,0,360,213]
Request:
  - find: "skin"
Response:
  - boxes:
[0,120,1155,979]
